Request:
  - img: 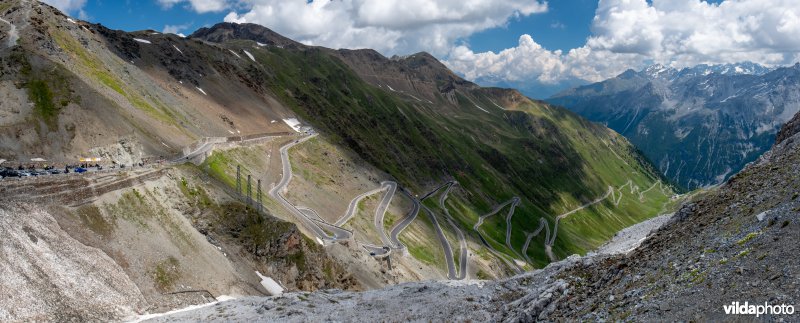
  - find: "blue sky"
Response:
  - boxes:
[463,0,597,54]
[46,0,800,98]
[75,0,599,54]
[79,1,227,36]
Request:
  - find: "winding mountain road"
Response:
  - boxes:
[268,134,353,243]
[387,188,420,250]
[268,134,405,253]
[263,131,672,272]
[437,183,468,280]
[542,179,670,261]
[520,218,547,264]
[334,182,391,227]
[373,181,397,247]
[472,197,524,274]
[421,204,457,279]
[418,181,462,279]
[503,198,523,261]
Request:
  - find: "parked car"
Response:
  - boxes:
[36,170,49,176]
[74,167,88,173]
[48,169,62,175]
[18,171,32,177]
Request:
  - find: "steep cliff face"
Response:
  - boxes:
[776,107,800,145]
[549,63,800,189]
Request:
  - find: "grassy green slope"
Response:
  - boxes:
[220,41,673,267]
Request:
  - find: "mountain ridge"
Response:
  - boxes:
[548,61,800,189]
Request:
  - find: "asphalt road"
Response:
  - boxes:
[387,188,420,250]
[421,204,458,279]
[503,198,523,260]
[545,185,615,260]
[472,196,524,274]
[437,182,468,280]
[268,134,353,243]
[334,183,390,227]
[173,140,216,163]
[373,181,397,247]
[361,244,391,258]
[521,218,547,264]
[415,181,469,280]
[418,181,459,279]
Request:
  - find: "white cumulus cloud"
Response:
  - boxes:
[157,0,230,13]
[163,23,193,35]
[445,0,800,87]
[223,0,547,55]
[40,0,87,15]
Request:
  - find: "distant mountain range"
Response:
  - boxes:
[548,62,800,189]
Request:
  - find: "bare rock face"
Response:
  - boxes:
[190,203,361,293]
[0,203,146,321]
[88,137,145,166]
[775,106,800,145]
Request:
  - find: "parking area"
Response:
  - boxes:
[0,160,164,181]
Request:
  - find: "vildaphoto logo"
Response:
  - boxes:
[723,301,795,317]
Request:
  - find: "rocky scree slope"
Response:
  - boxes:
[0,164,360,322]
[152,110,800,322]
[549,63,800,189]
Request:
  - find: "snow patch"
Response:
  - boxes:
[172,45,183,55]
[129,295,236,322]
[243,50,255,62]
[256,42,267,47]
[228,49,241,59]
[407,94,423,102]
[0,17,19,48]
[66,18,76,24]
[255,271,284,296]
[386,85,396,92]
[475,105,490,113]
[755,211,767,221]
[282,118,303,132]
[196,87,207,96]
[489,100,505,110]
[133,38,152,44]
